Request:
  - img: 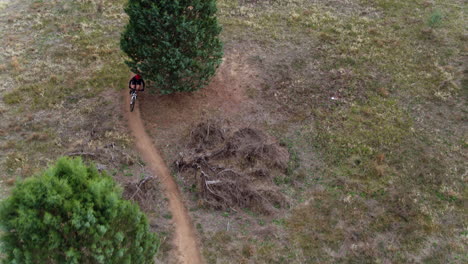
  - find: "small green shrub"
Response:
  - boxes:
[0,157,158,264]
[3,90,22,104]
[428,10,443,28]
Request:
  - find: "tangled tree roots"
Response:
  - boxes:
[222,128,289,170]
[189,121,226,151]
[176,122,290,214]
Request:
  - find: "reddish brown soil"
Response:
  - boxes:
[123,90,204,264]
[140,52,259,127]
[138,51,272,167]
[131,51,273,263]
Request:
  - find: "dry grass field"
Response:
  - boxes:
[0,0,466,263]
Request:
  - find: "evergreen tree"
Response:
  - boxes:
[120,0,223,94]
[0,157,158,264]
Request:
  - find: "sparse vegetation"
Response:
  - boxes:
[196,0,467,263]
[0,0,132,179]
[2,0,128,109]
[0,1,173,262]
[0,0,465,263]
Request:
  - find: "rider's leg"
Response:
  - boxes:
[130,83,136,94]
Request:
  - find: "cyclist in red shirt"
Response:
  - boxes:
[129,74,145,94]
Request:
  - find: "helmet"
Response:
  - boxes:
[134,74,141,80]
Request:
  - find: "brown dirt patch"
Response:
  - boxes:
[137,47,300,263]
[124,91,204,264]
[139,48,275,166]
[140,51,258,128]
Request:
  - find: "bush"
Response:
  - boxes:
[428,10,443,28]
[120,0,223,94]
[0,157,158,264]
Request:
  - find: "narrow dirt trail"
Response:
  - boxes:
[122,91,204,264]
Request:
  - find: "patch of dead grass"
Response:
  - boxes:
[214,0,467,262]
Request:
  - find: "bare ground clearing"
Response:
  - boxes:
[139,46,319,263]
[123,91,204,264]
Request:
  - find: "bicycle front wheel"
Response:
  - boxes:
[130,96,136,112]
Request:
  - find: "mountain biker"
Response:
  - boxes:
[129,74,145,94]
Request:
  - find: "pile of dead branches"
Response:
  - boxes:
[123,176,159,212]
[175,121,290,214]
[219,128,289,170]
[189,121,226,151]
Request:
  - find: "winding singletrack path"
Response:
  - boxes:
[123,91,204,264]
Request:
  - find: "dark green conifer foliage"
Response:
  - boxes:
[120,0,223,94]
[0,157,158,264]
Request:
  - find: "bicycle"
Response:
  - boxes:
[130,89,138,112]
